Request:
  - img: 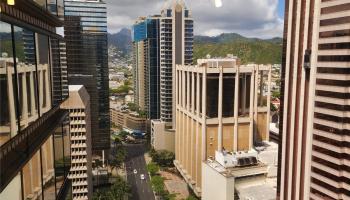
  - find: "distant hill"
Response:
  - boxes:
[108,28,132,56]
[194,33,283,64]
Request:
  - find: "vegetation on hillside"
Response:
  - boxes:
[193,33,282,64]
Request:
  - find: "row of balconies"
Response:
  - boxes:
[71,135,87,141]
[71,158,87,164]
[71,150,88,156]
[72,180,88,187]
[70,166,88,171]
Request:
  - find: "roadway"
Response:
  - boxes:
[124,143,155,200]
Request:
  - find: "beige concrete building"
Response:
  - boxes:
[61,85,93,200]
[110,108,147,132]
[278,0,350,199]
[174,58,272,198]
[151,120,175,152]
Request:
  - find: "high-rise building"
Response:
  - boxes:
[159,0,193,127]
[0,0,72,199]
[133,0,194,124]
[133,16,161,120]
[175,58,272,199]
[64,0,110,153]
[132,0,193,152]
[62,85,93,200]
[278,0,350,199]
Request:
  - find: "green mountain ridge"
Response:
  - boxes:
[194,33,283,64]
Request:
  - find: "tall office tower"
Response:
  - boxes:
[175,58,272,199]
[133,16,161,120]
[278,0,350,199]
[0,0,72,199]
[62,85,93,200]
[64,0,110,154]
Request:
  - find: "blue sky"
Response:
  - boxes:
[278,0,285,18]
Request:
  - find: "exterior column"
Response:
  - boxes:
[242,74,247,114]
[29,71,36,116]
[217,67,223,151]
[191,71,195,114]
[249,71,255,150]
[233,67,239,152]
[21,72,28,127]
[187,71,190,111]
[45,69,51,109]
[195,72,200,183]
[38,69,43,110]
[254,66,259,144]
[202,68,207,161]
[266,65,272,141]
[7,66,17,137]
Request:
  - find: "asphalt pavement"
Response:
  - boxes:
[124,143,155,200]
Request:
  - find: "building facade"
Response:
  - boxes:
[133,0,193,126]
[133,16,161,120]
[64,0,110,153]
[110,108,147,133]
[175,58,272,197]
[278,0,350,199]
[159,0,193,127]
[61,85,93,200]
[0,0,72,199]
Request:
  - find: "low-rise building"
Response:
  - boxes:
[110,108,147,132]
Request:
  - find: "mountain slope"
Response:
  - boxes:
[194,33,282,64]
[108,28,132,55]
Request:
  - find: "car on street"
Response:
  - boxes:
[140,174,145,180]
[133,169,137,174]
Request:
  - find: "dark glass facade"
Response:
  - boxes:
[0,0,71,199]
[64,0,110,152]
[133,18,161,120]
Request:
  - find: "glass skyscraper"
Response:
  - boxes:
[64,0,110,153]
[133,17,161,120]
[0,0,72,199]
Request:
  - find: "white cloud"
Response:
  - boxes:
[106,0,283,38]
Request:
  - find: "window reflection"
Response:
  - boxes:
[54,125,65,197]
[42,136,55,200]
[36,33,51,115]
[0,21,18,146]
[22,151,42,200]
[13,26,39,131]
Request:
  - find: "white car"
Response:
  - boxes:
[133,169,137,174]
[140,174,145,180]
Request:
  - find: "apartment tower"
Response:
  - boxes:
[278,0,350,199]
[64,0,110,154]
[175,58,272,198]
[62,85,93,200]
[0,0,72,199]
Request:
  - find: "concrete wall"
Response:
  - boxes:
[151,121,175,152]
[202,163,235,200]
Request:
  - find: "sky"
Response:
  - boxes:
[106,0,285,39]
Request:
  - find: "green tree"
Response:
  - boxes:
[110,146,126,172]
[107,176,131,200]
[92,176,130,200]
[151,175,165,195]
[151,150,175,167]
[118,130,129,139]
[147,162,160,176]
[186,195,199,200]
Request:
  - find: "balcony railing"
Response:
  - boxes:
[0,106,68,192]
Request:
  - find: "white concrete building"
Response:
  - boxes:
[62,85,93,200]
